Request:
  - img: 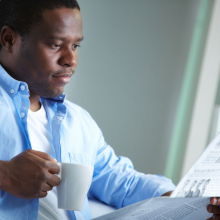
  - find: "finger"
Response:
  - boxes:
[212,214,220,220]
[45,161,60,174]
[207,205,220,214]
[30,190,48,199]
[39,191,48,198]
[41,182,53,192]
[211,197,220,205]
[30,150,57,162]
[47,173,61,187]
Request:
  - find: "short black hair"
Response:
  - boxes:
[0,0,80,49]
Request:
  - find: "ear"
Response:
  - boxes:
[0,26,19,53]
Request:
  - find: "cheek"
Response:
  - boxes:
[35,49,59,72]
[75,51,79,66]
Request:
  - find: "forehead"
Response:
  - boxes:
[29,7,83,40]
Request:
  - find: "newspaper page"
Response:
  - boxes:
[171,132,220,198]
[92,197,212,220]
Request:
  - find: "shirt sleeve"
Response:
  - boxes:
[88,140,176,209]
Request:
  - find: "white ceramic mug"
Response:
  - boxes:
[57,162,94,211]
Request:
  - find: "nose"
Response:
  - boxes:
[58,48,77,67]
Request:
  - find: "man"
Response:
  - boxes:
[200,179,211,197]
[176,179,190,197]
[185,180,197,197]
[193,179,205,197]
[0,0,217,220]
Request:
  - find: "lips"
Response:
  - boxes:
[53,73,72,77]
[52,73,73,84]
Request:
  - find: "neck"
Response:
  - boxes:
[1,58,41,112]
[29,91,41,112]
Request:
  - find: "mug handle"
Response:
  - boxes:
[57,162,62,180]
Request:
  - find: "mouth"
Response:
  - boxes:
[52,73,73,84]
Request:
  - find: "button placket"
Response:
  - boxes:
[52,102,67,161]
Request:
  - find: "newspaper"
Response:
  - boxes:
[171,132,220,198]
[92,197,212,220]
[92,133,220,219]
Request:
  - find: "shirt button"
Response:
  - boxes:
[10,89,15,94]
[20,85,25,91]
[20,112,25,118]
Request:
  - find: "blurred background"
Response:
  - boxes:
[65,0,220,185]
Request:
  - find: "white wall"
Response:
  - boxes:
[65,0,200,175]
[182,0,220,177]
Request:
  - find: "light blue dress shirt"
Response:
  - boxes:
[0,65,175,220]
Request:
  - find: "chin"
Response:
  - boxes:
[36,84,65,98]
[49,93,64,98]
[41,90,64,99]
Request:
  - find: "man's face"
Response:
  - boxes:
[12,7,83,98]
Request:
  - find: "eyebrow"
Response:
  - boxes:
[49,36,84,42]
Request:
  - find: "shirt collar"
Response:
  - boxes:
[42,94,66,103]
[0,65,25,98]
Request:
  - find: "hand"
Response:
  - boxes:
[0,149,60,199]
[207,197,220,219]
[161,191,173,196]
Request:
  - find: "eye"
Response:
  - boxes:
[51,44,61,49]
[73,45,81,50]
